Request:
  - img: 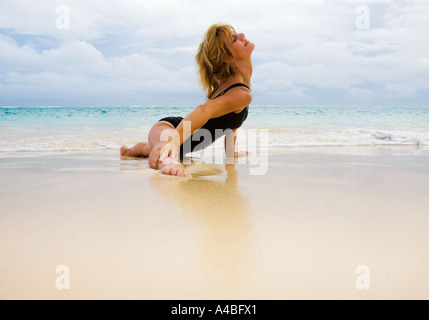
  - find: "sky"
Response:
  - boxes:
[0,0,428,107]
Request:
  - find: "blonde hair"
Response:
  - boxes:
[196,23,236,99]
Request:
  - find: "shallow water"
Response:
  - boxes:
[1,106,428,152]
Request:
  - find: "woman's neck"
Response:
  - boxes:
[223,59,253,89]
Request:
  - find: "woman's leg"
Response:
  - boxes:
[121,121,191,177]
[146,122,191,177]
[120,142,151,157]
[120,120,174,157]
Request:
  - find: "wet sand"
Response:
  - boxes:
[1,146,429,299]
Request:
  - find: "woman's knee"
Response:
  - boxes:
[148,122,177,149]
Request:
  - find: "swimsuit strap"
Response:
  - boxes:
[213,83,250,99]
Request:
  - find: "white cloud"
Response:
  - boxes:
[0,0,428,106]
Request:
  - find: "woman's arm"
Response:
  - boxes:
[157,88,252,161]
[225,129,250,163]
[225,129,237,163]
[175,88,250,145]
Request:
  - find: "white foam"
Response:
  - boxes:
[234,128,429,148]
[0,126,428,152]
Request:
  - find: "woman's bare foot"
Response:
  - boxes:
[120,142,151,157]
[120,145,130,156]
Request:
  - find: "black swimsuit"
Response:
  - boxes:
[158,83,250,155]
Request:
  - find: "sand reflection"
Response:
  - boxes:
[149,163,254,298]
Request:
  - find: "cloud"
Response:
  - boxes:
[0,35,200,106]
[0,0,428,106]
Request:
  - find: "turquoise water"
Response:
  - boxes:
[2,105,429,130]
[1,106,429,151]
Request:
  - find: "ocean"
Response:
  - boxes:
[1,105,428,152]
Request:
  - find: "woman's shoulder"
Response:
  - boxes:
[214,83,252,110]
[201,82,251,117]
[210,82,251,100]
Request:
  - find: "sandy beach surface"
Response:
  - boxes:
[1,146,429,299]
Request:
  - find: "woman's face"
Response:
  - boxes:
[228,31,255,61]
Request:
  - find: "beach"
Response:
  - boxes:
[1,146,429,299]
[2,0,429,302]
[2,0,429,301]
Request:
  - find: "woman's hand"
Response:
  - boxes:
[226,151,249,164]
[235,151,249,158]
[148,139,180,169]
[159,140,180,163]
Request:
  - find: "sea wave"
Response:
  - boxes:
[0,126,428,152]
[244,128,429,147]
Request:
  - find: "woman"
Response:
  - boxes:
[120,23,255,177]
